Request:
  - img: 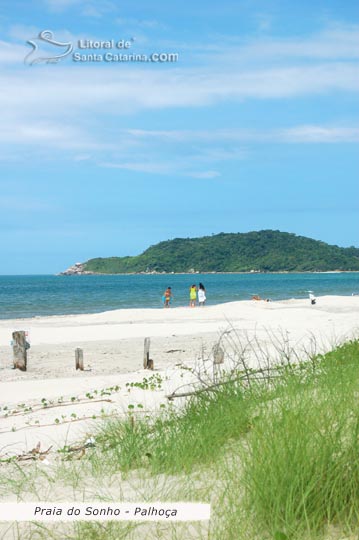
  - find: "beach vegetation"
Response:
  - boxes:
[125,374,164,391]
[86,339,359,538]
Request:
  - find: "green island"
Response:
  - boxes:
[71,230,359,274]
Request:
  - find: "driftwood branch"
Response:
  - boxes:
[11,442,53,462]
[166,369,282,400]
[166,380,237,400]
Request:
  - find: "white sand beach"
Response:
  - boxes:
[0,296,358,457]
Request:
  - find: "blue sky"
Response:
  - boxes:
[0,0,358,274]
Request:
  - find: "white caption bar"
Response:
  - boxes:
[0,503,210,522]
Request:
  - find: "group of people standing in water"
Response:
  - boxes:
[189,282,206,307]
[162,283,206,308]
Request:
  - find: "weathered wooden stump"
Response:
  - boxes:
[143,338,154,369]
[147,359,154,370]
[12,331,27,371]
[213,344,224,365]
[213,343,224,383]
[143,337,150,369]
[75,348,84,371]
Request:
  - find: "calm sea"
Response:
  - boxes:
[0,273,358,320]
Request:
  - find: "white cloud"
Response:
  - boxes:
[43,0,118,18]
[7,25,41,42]
[0,195,55,212]
[125,126,359,144]
[43,0,117,16]
[99,161,222,180]
[0,120,102,150]
[179,25,359,63]
[0,24,358,167]
[254,12,273,32]
[81,5,102,17]
[187,171,221,179]
[100,161,173,175]
[281,126,359,143]
[73,154,91,161]
[0,40,27,64]
[0,23,358,119]
[43,0,79,12]
[0,62,357,119]
[116,17,166,30]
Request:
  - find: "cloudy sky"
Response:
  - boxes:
[0,0,358,273]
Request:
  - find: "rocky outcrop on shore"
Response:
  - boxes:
[60,262,93,276]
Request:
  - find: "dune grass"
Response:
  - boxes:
[89,339,359,539]
[238,339,359,539]
[92,380,255,476]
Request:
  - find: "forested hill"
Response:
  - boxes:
[69,231,359,274]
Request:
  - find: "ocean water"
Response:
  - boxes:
[0,273,358,320]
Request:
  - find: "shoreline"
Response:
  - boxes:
[1,269,359,276]
[0,292,358,322]
[58,270,359,276]
[1,294,358,347]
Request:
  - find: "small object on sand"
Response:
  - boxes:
[85,437,95,447]
[308,291,316,305]
[252,295,271,302]
[75,348,84,370]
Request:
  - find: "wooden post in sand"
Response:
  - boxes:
[143,337,153,369]
[143,337,150,369]
[75,348,84,371]
[12,331,27,371]
[213,344,224,365]
[213,343,224,383]
[147,359,154,370]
